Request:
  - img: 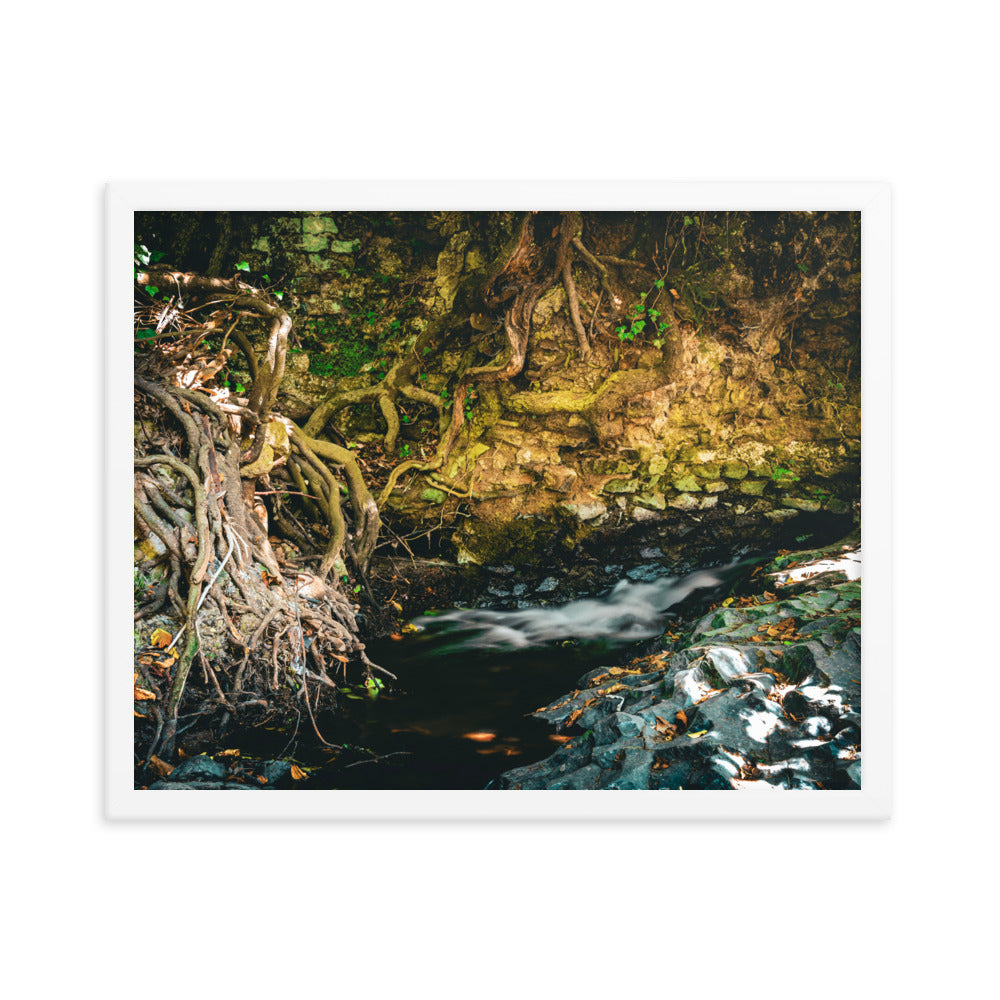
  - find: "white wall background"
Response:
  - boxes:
[4,3,993,997]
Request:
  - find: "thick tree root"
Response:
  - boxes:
[134,273,387,760]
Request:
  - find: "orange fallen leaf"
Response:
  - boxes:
[290,764,307,781]
[133,673,157,701]
[462,731,497,742]
[676,709,688,725]
[147,755,174,777]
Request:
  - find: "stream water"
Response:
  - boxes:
[230,563,749,789]
[219,513,855,790]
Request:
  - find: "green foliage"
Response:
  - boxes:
[772,466,800,482]
[133,243,166,268]
[617,277,672,347]
[340,676,385,702]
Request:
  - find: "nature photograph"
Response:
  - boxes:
[131,208,863,792]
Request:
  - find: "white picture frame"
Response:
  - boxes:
[107,181,891,820]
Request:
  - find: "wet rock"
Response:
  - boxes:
[631,507,660,522]
[723,461,749,479]
[672,474,701,492]
[603,479,639,494]
[259,760,294,785]
[668,493,699,511]
[167,755,227,782]
[765,508,798,522]
[147,780,255,790]
[543,466,577,492]
[303,215,339,235]
[635,492,666,510]
[783,497,822,512]
[558,500,607,521]
[498,539,864,791]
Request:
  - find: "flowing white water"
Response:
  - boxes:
[415,566,730,651]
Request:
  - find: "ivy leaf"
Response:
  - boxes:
[146,286,159,297]
[137,328,155,340]
[274,291,283,300]
[235,261,250,272]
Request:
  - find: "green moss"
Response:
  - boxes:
[458,518,553,567]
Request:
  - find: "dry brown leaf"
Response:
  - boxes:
[147,755,174,777]
[133,672,157,702]
[462,731,497,742]
[290,764,307,781]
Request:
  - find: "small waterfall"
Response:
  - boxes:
[413,565,731,651]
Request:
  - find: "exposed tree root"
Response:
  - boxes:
[134,271,387,761]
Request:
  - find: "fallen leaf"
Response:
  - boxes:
[150,628,172,648]
[290,764,307,781]
[462,731,497,742]
[147,755,174,777]
[133,672,157,701]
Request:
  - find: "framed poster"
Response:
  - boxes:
[107,181,890,819]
